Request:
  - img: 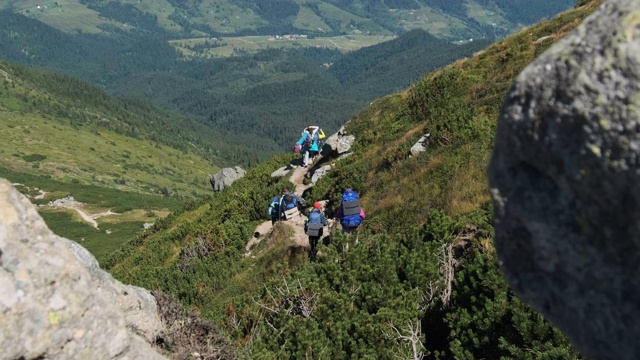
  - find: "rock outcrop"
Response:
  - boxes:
[410,133,430,157]
[271,166,292,178]
[310,165,332,184]
[0,179,165,359]
[323,125,355,156]
[489,0,640,358]
[62,240,164,343]
[210,166,246,193]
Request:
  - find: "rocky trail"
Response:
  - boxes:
[246,164,325,255]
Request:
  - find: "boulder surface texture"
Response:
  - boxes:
[323,125,355,156]
[0,179,165,359]
[489,0,640,358]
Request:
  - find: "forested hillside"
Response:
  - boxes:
[104,0,600,358]
[328,29,492,100]
[0,9,488,161]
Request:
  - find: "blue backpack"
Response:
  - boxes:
[308,210,322,224]
[283,193,297,209]
[341,190,362,228]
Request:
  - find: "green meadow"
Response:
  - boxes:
[170,34,396,58]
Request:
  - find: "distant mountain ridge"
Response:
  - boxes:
[0,10,488,159]
[0,0,576,40]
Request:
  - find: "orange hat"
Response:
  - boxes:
[313,202,322,209]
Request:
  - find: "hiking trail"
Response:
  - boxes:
[246,165,319,254]
[46,195,119,230]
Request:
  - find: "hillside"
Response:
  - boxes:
[328,28,493,100]
[0,59,232,261]
[104,0,600,357]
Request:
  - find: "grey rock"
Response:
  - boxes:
[0,179,165,359]
[323,125,356,156]
[210,166,246,192]
[62,239,164,343]
[489,1,640,358]
[410,133,431,157]
[311,165,332,184]
[271,166,292,178]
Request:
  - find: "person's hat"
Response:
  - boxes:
[313,202,322,209]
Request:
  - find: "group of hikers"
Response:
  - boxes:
[264,124,365,260]
[267,187,365,261]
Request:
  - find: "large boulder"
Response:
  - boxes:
[62,240,164,343]
[210,166,246,192]
[489,0,640,358]
[323,125,355,156]
[0,179,165,359]
[409,133,430,157]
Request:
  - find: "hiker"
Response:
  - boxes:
[305,202,328,261]
[335,188,365,234]
[268,196,280,225]
[296,125,322,167]
[279,188,306,220]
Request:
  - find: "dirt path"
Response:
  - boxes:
[72,208,99,229]
[46,196,119,230]
[289,166,311,194]
[246,220,274,252]
[246,164,317,253]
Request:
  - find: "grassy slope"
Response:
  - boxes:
[0,60,220,262]
[105,1,601,357]
[0,69,216,198]
[0,114,213,196]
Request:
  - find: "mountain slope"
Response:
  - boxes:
[0,59,232,261]
[329,29,493,100]
[104,0,600,357]
[0,0,576,40]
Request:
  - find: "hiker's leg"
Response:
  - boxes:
[309,236,319,260]
[303,150,309,166]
